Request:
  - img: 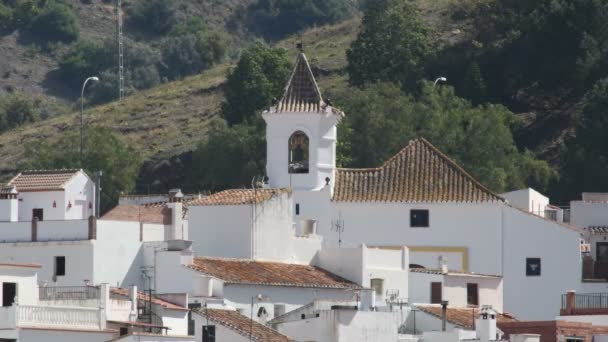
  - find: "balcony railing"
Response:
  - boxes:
[39,286,101,301]
[561,292,608,316]
[0,305,103,330]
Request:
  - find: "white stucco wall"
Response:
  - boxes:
[329,202,503,275]
[0,266,38,306]
[443,275,503,312]
[253,193,295,262]
[502,205,582,320]
[16,328,114,342]
[409,272,443,304]
[501,188,549,215]
[570,201,608,228]
[158,307,189,336]
[405,308,460,334]
[0,241,94,286]
[188,205,252,258]
[93,220,143,287]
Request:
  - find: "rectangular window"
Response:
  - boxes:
[202,325,215,342]
[32,208,43,221]
[431,282,442,304]
[370,278,384,296]
[54,256,66,276]
[119,327,128,336]
[467,283,479,306]
[295,204,300,216]
[526,258,541,276]
[2,282,17,307]
[410,209,429,227]
[188,303,201,336]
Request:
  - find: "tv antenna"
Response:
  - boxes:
[116,0,124,101]
[332,211,345,247]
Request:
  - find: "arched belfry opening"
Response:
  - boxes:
[289,131,309,174]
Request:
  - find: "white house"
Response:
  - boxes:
[218,50,587,320]
[270,299,404,342]
[3,169,96,222]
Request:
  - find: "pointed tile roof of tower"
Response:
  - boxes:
[276,53,327,113]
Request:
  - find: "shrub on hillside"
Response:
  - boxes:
[0,3,14,31]
[11,0,47,27]
[129,0,176,34]
[0,93,39,131]
[29,1,79,42]
[58,40,113,89]
[160,30,226,80]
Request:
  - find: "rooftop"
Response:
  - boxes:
[188,188,290,206]
[188,257,362,289]
[101,204,172,224]
[333,139,503,203]
[7,169,83,192]
[194,308,294,342]
[416,305,517,329]
[0,262,42,269]
[409,268,502,278]
[110,288,188,311]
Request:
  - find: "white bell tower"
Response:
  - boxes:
[263,52,344,192]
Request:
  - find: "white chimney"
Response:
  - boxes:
[439,256,448,274]
[0,186,19,222]
[167,189,184,240]
[476,305,498,342]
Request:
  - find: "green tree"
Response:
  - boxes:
[24,127,142,212]
[460,61,487,105]
[129,0,176,34]
[222,43,291,125]
[559,78,608,200]
[246,0,355,40]
[346,0,435,92]
[335,81,554,192]
[29,1,79,42]
[160,30,226,80]
[0,3,14,31]
[0,93,38,129]
[191,118,266,190]
[11,0,47,27]
[57,40,113,90]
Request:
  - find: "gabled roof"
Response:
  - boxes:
[416,305,517,329]
[188,188,290,206]
[194,308,294,342]
[276,52,325,113]
[188,257,362,289]
[101,204,172,225]
[110,288,189,311]
[8,169,83,192]
[333,138,503,203]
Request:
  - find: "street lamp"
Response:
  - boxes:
[433,77,447,88]
[80,76,99,167]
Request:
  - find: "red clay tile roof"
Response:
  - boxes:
[8,169,82,192]
[409,268,502,278]
[416,305,517,329]
[0,263,42,268]
[333,138,503,203]
[195,308,294,342]
[276,53,326,113]
[110,288,188,311]
[101,204,171,225]
[188,257,362,289]
[188,188,290,206]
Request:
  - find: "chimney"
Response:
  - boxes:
[439,256,448,274]
[441,300,449,331]
[475,305,498,342]
[129,285,138,314]
[565,290,576,314]
[0,186,19,222]
[167,189,184,240]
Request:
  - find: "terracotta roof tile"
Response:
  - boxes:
[276,53,326,113]
[195,308,294,342]
[0,263,42,268]
[102,204,171,225]
[333,138,503,203]
[188,188,290,206]
[188,257,362,289]
[8,169,82,192]
[110,288,188,311]
[416,305,517,329]
[409,268,502,278]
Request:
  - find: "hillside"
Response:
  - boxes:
[0,18,360,186]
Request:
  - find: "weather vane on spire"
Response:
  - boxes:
[296,34,304,52]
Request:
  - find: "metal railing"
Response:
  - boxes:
[562,293,608,309]
[39,286,101,301]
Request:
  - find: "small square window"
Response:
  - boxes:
[410,209,429,227]
[526,258,541,276]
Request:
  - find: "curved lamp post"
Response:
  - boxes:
[80,76,99,166]
[433,77,447,88]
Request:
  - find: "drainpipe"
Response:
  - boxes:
[441,300,449,332]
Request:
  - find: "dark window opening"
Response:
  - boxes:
[295,204,300,215]
[410,209,429,227]
[467,283,479,306]
[32,208,43,221]
[202,325,215,342]
[119,327,128,336]
[2,283,17,307]
[188,303,201,336]
[288,131,309,174]
[431,282,442,304]
[54,256,66,276]
[526,258,541,276]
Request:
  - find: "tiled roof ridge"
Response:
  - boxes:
[188,188,291,206]
[409,268,502,278]
[415,304,517,329]
[196,308,294,342]
[20,169,80,175]
[8,169,84,192]
[277,52,324,113]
